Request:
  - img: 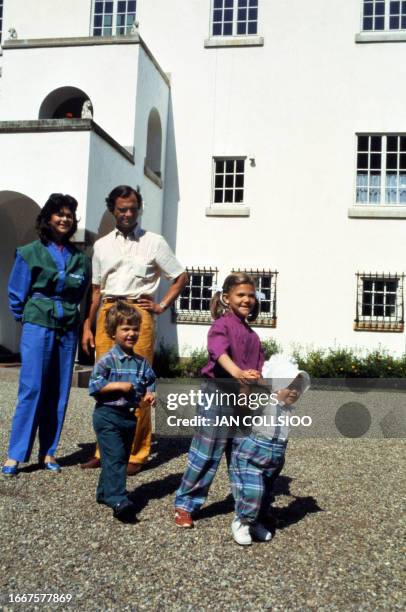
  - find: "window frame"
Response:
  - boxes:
[361,0,406,32]
[91,0,137,37]
[211,157,246,207]
[210,0,259,38]
[354,272,404,332]
[172,267,218,324]
[232,268,278,328]
[355,133,406,206]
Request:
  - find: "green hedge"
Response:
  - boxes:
[153,341,406,378]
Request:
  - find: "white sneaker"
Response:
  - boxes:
[250,521,272,542]
[231,517,252,546]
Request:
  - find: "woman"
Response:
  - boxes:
[2,193,90,476]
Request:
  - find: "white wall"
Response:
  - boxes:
[133,44,169,233]
[3,0,92,39]
[0,42,139,148]
[138,0,406,354]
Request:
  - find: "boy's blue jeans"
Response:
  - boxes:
[93,405,137,508]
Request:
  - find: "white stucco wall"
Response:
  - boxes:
[133,44,169,234]
[0,42,139,148]
[2,0,92,39]
[138,0,406,355]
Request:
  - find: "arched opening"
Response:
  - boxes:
[145,108,162,177]
[0,192,41,353]
[38,87,93,119]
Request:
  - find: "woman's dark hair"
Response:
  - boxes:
[210,272,259,322]
[105,301,141,339]
[36,193,78,243]
[105,185,143,213]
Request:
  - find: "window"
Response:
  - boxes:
[355,273,404,331]
[362,0,406,31]
[92,1,136,36]
[233,269,278,327]
[212,0,258,36]
[213,158,245,205]
[145,108,162,179]
[173,268,218,323]
[0,0,3,44]
[356,135,406,205]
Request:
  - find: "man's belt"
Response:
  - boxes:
[102,295,143,304]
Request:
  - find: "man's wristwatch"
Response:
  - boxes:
[159,301,167,311]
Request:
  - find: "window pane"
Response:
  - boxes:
[214,190,223,203]
[225,160,234,173]
[375,2,385,15]
[225,174,234,188]
[390,15,400,27]
[401,15,406,27]
[370,136,382,151]
[237,22,247,34]
[357,153,369,168]
[375,16,385,29]
[106,2,114,12]
[214,0,223,8]
[247,21,257,33]
[213,23,222,35]
[224,9,233,21]
[215,175,224,188]
[118,1,126,11]
[370,153,381,169]
[224,190,234,202]
[213,9,222,21]
[225,0,233,7]
[235,189,244,202]
[386,153,398,169]
[387,136,398,151]
[95,1,104,12]
[363,16,373,29]
[358,135,369,151]
[400,153,406,170]
[364,3,374,16]
[390,1,400,13]
[238,8,247,20]
[216,160,224,173]
[236,159,245,172]
[235,174,244,188]
[248,8,258,19]
[128,1,136,10]
[223,22,233,35]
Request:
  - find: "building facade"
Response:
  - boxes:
[1,0,405,356]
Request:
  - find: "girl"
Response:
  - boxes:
[2,194,90,476]
[174,272,264,528]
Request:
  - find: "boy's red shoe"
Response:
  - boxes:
[175,508,194,528]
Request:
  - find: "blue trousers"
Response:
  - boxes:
[93,405,137,507]
[8,323,77,462]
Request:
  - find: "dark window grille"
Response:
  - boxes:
[232,268,278,327]
[172,267,218,324]
[354,272,404,331]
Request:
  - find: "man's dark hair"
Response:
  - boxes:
[105,301,141,339]
[105,185,143,213]
[36,193,78,243]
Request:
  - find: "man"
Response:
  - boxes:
[81,185,188,474]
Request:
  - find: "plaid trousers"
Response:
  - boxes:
[175,382,241,513]
[231,435,287,524]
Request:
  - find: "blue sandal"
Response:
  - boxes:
[1,464,19,477]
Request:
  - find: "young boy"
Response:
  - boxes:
[230,355,310,545]
[88,301,156,521]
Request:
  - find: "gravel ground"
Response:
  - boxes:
[0,381,405,611]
